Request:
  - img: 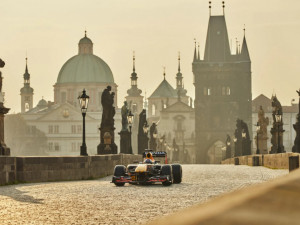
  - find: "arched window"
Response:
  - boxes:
[25,103,29,112]
[152,104,156,116]
[208,88,211,96]
[226,87,231,95]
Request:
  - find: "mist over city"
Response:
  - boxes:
[0,1,300,224]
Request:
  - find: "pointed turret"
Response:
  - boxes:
[241,28,250,61]
[127,51,142,97]
[197,43,200,60]
[126,52,143,114]
[176,52,187,97]
[193,39,197,62]
[204,13,231,62]
[20,57,34,113]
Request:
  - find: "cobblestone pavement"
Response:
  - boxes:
[0,165,288,225]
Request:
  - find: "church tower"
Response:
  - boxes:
[193,3,252,163]
[20,58,34,113]
[125,52,143,114]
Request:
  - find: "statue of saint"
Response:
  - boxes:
[258,106,269,138]
[0,58,5,93]
[101,86,113,127]
[121,101,129,131]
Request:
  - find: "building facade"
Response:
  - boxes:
[193,10,252,163]
[18,33,121,156]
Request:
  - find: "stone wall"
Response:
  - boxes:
[222,153,300,169]
[0,157,15,185]
[0,154,142,185]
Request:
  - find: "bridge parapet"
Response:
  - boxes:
[0,154,142,185]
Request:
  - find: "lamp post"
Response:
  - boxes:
[275,110,282,153]
[127,111,134,154]
[233,137,237,157]
[241,129,246,155]
[255,122,260,154]
[226,139,231,159]
[78,89,89,156]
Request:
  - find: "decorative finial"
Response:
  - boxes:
[178,52,181,72]
[243,24,246,36]
[85,30,87,37]
[133,51,135,72]
[209,1,211,16]
[222,1,225,15]
[163,66,166,80]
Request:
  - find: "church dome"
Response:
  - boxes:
[37,98,47,108]
[79,36,92,45]
[57,54,114,84]
[56,32,114,84]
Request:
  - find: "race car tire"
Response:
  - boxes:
[161,165,173,186]
[113,165,126,186]
[171,164,182,184]
[114,165,126,176]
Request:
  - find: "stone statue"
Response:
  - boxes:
[121,101,129,131]
[98,86,117,154]
[271,95,282,125]
[101,86,115,127]
[258,106,269,138]
[292,89,300,153]
[0,58,5,93]
[149,122,157,151]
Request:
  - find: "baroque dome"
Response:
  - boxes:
[56,33,114,84]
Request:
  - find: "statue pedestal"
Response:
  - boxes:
[0,102,10,156]
[292,122,300,153]
[138,134,148,155]
[119,130,132,154]
[97,127,117,155]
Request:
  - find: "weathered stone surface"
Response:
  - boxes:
[0,154,142,185]
[0,165,287,224]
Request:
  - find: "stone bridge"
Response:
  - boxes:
[0,164,287,224]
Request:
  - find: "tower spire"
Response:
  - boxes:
[178,51,181,72]
[197,43,200,60]
[133,51,135,72]
[241,25,250,61]
[193,38,197,61]
[25,57,28,74]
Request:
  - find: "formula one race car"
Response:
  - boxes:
[112,150,182,186]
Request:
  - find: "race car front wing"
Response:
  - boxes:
[112,175,171,184]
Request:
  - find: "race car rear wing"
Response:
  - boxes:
[143,150,166,157]
[143,149,168,164]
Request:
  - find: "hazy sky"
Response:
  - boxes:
[1,0,300,113]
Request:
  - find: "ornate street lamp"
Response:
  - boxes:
[241,129,247,156]
[233,137,237,157]
[127,110,134,154]
[78,89,89,156]
[255,122,261,154]
[275,110,282,153]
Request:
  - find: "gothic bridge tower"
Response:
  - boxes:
[193,3,252,163]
